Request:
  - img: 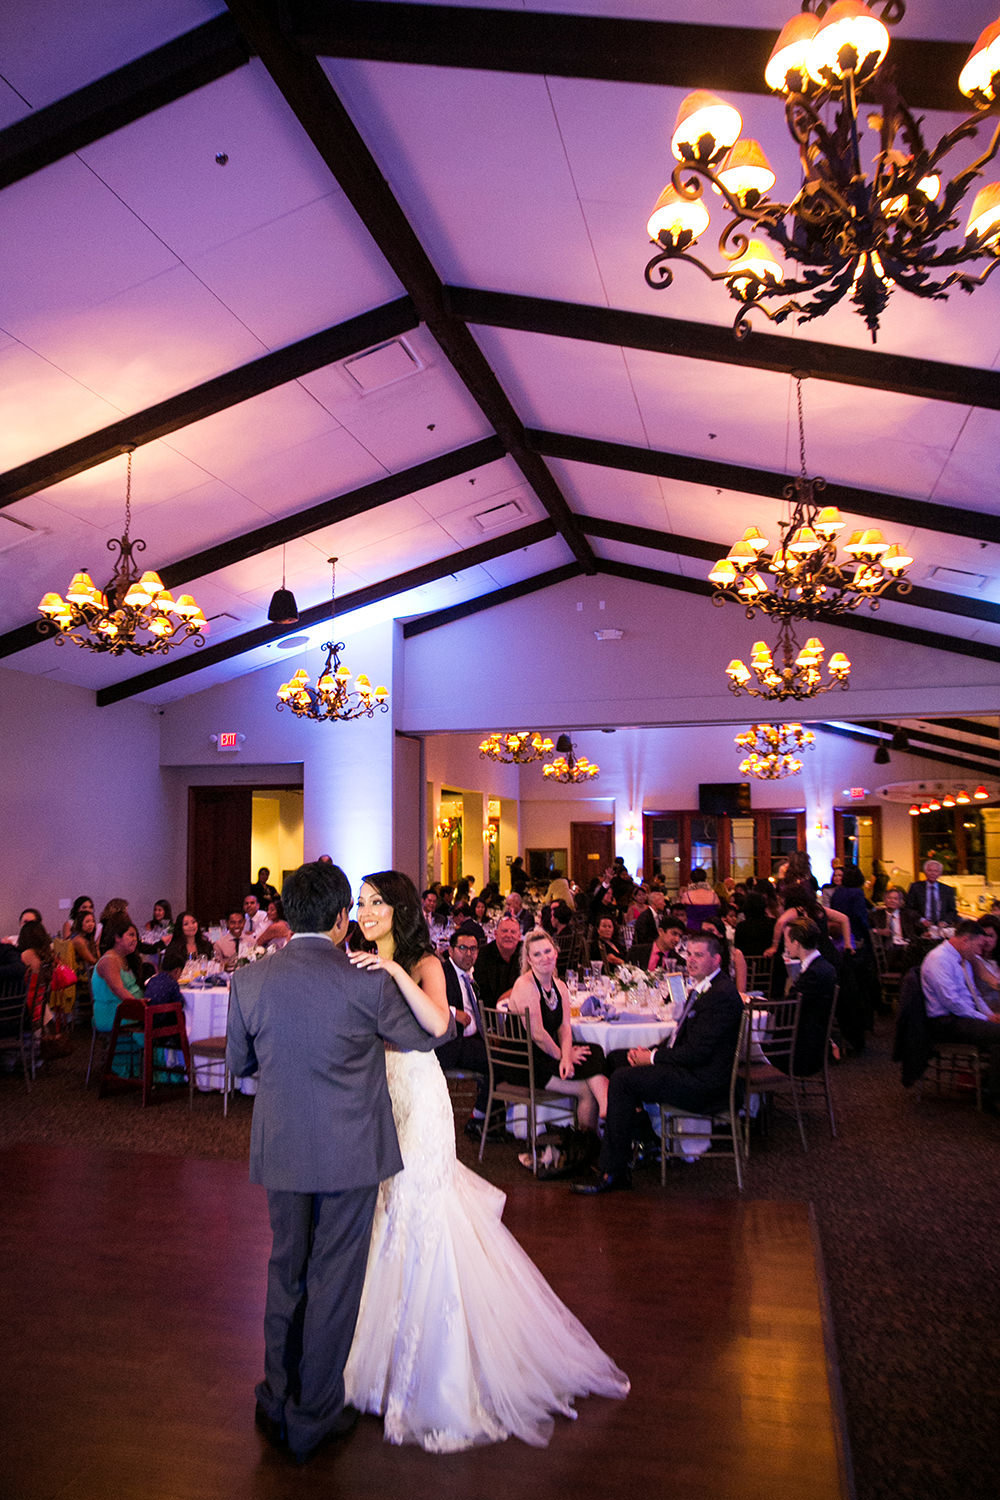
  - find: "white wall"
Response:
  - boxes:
[0,664,172,936]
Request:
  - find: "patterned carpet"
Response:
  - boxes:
[2,1017,997,1500]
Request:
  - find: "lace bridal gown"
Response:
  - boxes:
[344,1049,629,1452]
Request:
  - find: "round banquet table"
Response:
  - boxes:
[178,981,257,1095]
[571,1013,676,1053]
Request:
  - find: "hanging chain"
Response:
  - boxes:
[328,555,338,617]
[796,377,808,481]
[124,448,133,536]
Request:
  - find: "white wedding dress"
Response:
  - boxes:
[344,1048,629,1452]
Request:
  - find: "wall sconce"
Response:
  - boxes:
[623,817,639,842]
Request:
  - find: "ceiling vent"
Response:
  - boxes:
[594,628,624,641]
[0,513,43,555]
[926,565,990,592]
[472,497,524,531]
[340,337,424,393]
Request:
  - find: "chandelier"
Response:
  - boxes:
[908,785,989,813]
[643,1,1000,341]
[726,619,850,701]
[37,450,207,656]
[479,731,554,764]
[735,721,817,779]
[542,735,600,784]
[709,378,912,620]
[275,558,388,723]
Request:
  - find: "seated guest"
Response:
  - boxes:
[98,898,130,935]
[143,952,192,1033]
[573,932,743,1194]
[141,899,173,956]
[503,890,533,934]
[588,879,619,930]
[776,919,837,1075]
[508,930,608,1137]
[241,894,269,941]
[92,916,146,1075]
[679,867,720,930]
[590,914,626,970]
[921,919,1000,1111]
[633,889,666,947]
[871,886,921,972]
[434,924,490,1139]
[906,859,958,930]
[629,917,686,973]
[169,912,214,975]
[421,888,440,923]
[213,911,249,970]
[249,866,279,906]
[541,900,585,977]
[257,898,291,950]
[60,895,94,940]
[972,915,1000,1008]
[474,915,523,1008]
[699,922,748,996]
[69,907,100,970]
[732,892,775,958]
[470,896,490,928]
[625,886,650,926]
[18,920,55,1030]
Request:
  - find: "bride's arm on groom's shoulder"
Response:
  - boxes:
[349,948,451,1037]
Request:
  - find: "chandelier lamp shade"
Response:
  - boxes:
[37,450,207,657]
[726,619,850,702]
[735,721,817,780]
[643,1,1000,341]
[542,734,600,784]
[709,379,913,621]
[478,731,555,764]
[267,545,299,626]
[275,558,388,723]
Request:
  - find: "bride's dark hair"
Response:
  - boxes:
[362,869,434,976]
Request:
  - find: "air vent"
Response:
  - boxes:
[472,498,524,532]
[0,513,43,555]
[594,628,624,641]
[341,337,424,393]
[927,565,989,592]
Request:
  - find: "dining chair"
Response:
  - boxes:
[478,1004,576,1174]
[741,992,806,1155]
[923,1040,985,1110]
[98,999,192,1107]
[187,988,235,1114]
[0,973,33,1090]
[743,954,773,996]
[658,1005,748,1192]
[870,932,902,1010]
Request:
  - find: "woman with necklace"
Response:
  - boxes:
[507,929,608,1131]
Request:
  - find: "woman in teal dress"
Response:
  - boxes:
[92,915,145,1075]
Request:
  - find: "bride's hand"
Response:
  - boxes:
[349,950,399,979]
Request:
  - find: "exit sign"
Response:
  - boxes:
[849,787,866,800]
[217,731,240,752]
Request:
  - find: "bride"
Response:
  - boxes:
[345,869,629,1452]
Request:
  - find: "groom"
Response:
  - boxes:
[227,860,452,1464]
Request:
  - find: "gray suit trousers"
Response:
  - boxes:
[258,1182,378,1455]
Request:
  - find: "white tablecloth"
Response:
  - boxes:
[572,1015,676,1054]
[179,983,257,1095]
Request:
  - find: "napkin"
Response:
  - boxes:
[578,994,602,1017]
[610,1011,657,1024]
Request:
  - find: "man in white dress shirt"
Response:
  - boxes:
[243,894,270,941]
[921,920,1000,1112]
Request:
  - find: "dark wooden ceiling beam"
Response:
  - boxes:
[95,518,559,704]
[531,430,1000,548]
[223,0,596,573]
[596,559,1000,665]
[0,298,418,507]
[0,17,250,191]
[290,1,972,109]
[450,287,1000,412]
[817,722,1000,780]
[0,436,505,662]
[857,719,1000,758]
[581,516,1000,628]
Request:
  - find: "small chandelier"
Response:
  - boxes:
[542,734,600,784]
[726,619,850,702]
[735,721,816,780]
[275,558,388,723]
[435,816,460,843]
[37,449,207,656]
[643,1,1000,341]
[479,731,554,764]
[709,378,913,620]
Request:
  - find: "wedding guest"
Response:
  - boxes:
[242,894,269,941]
[906,859,958,929]
[166,912,213,974]
[590,914,626,970]
[18,920,55,1029]
[91,916,146,1075]
[214,911,249,970]
[507,930,608,1134]
[732,892,775,958]
[474,916,523,1008]
[249,867,279,906]
[628,917,685,973]
[435,923,490,1139]
[257,899,291,950]
[142,900,173,944]
[972,915,1000,1009]
[60,895,94,940]
[69,908,100,970]
[921,920,1000,1111]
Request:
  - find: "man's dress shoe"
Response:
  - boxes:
[291,1405,359,1465]
[254,1402,286,1448]
[570,1169,632,1195]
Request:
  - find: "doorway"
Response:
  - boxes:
[187,783,304,924]
[570,821,614,889]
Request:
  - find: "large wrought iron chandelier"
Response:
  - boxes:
[37,450,207,656]
[276,558,388,723]
[709,378,913,620]
[644,1,1000,341]
[735,721,817,779]
[542,735,600,784]
[726,619,850,701]
[479,731,555,764]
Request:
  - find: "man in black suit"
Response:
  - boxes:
[905,860,958,929]
[780,919,837,1075]
[627,917,686,973]
[573,931,743,1194]
[632,889,666,948]
[872,885,923,973]
[434,922,489,1136]
[226,861,452,1464]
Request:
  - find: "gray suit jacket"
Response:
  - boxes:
[226,936,451,1193]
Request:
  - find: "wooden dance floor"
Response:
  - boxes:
[1,1145,851,1500]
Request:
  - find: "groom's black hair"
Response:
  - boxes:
[283,861,352,933]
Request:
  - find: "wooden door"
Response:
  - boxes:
[570,821,614,888]
[187,786,254,926]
